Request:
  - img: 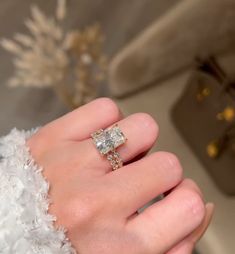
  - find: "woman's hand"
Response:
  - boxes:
[27,98,214,254]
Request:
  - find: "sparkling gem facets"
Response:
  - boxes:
[92,125,126,155]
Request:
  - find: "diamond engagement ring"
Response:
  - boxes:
[91,124,127,170]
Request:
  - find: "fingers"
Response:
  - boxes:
[107,152,183,215]
[78,113,159,172]
[126,179,206,254]
[41,97,122,141]
[166,203,215,254]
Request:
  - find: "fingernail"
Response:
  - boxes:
[190,202,215,243]
[206,202,215,220]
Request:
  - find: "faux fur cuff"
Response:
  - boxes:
[0,128,76,254]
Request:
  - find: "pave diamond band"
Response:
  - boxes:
[91,124,126,170]
[107,150,123,170]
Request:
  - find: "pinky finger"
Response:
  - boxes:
[166,203,215,254]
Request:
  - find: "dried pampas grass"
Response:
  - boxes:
[56,0,67,20]
[1,0,107,108]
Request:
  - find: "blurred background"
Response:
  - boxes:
[1,0,235,253]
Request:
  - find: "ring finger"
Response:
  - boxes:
[77,113,159,173]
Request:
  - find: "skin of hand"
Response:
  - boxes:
[27,98,214,254]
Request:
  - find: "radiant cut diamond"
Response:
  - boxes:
[92,125,126,155]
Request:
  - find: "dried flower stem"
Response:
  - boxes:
[1,1,108,109]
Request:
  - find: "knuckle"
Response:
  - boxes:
[133,112,159,137]
[95,97,120,117]
[183,189,205,223]
[155,152,183,181]
[135,112,157,126]
[183,178,203,197]
[162,152,181,168]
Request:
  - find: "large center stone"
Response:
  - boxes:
[93,125,126,155]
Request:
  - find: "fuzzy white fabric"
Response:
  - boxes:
[0,128,76,254]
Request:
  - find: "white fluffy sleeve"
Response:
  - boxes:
[0,128,76,254]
